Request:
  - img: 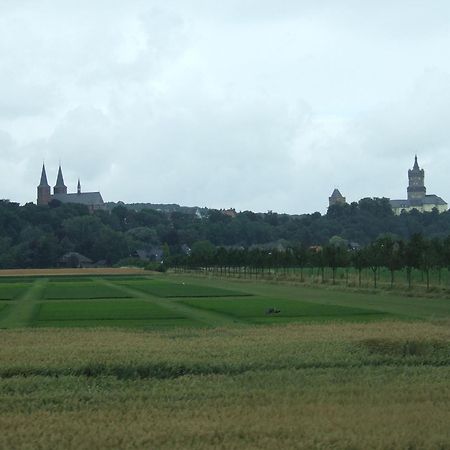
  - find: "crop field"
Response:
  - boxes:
[181,297,392,324]
[114,278,251,298]
[0,283,29,300]
[34,300,201,329]
[0,272,449,449]
[43,281,132,300]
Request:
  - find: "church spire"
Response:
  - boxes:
[54,165,67,195]
[37,163,51,205]
[413,154,419,170]
[39,163,49,187]
[77,178,81,194]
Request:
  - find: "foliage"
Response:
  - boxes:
[4,197,450,270]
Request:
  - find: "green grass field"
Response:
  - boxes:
[0,303,10,316]
[181,297,392,324]
[0,273,449,449]
[114,278,251,298]
[43,281,132,300]
[34,300,202,329]
[0,283,28,300]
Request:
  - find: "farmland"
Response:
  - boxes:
[0,272,449,449]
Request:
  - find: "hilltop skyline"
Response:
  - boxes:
[1,1,450,213]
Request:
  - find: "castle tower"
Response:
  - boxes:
[407,155,426,204]
[37,164,51,205]
[329,188,346,207]
[53,165,67,195]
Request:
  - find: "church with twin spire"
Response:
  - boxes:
[37,164,105,211]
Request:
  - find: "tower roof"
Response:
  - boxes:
[38,164,50,187]
[413,155,420,170]
[330,188,343,198]
[54,165,66,188]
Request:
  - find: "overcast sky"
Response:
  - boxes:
[2,0,450,213]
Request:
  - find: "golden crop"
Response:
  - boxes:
[0,322,449,449]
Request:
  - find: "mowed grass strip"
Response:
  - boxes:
[0,284,29,300]
[181,297,393,324]
[0,277,37,284]
[34,300,202,329]
[43,282,132,300]
[116,279,251,298]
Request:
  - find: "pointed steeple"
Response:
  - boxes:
[39,163,50,187]
[55,165,65,186]
[408,154,426,202]
[53,165,67,195]
[77,178,81,194]
[37,163,51,205]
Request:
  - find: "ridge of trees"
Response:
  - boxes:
[1,197,450,269]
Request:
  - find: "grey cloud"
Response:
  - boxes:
[2,1,450,213]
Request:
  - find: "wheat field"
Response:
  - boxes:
[1,321,449,449]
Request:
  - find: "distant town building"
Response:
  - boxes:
[390,156,447,215]
[329,189,346,207]
[37,164,105,212]
[221,208,237,218]
[59,252,93,268]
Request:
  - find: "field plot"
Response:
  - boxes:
[0,322,449,449]
[0,283,28,300]
[0,303,10,316]
[43,281,131,300]
[0,277,38,284]
[34,300,202,328]
[181,297,392,324]
[1,274,450,448]
[115,279,251,298]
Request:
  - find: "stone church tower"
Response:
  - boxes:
[37,164,51,206]
[390,155,447,215]
[407,155,426,204]
[53,165,67,195]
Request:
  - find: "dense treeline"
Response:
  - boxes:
[1,196,450,269]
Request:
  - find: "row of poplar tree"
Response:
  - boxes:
[168,234,450,290]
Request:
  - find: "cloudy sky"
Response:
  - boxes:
[2,0,450,213]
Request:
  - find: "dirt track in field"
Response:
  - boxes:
[0,268,147,277]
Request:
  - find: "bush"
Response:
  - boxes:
[114,257,147,268]
[145,262,167,273]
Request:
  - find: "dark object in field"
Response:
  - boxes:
[265,308,281,315]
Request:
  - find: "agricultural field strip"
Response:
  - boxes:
[0,279,48,329]
[113,279,251,298]
[42,280,133,300]
[180,297,393,323]
[35,300,187,322]
[99,278,249,328]
[0,282,31,300]
[0,304,10,315]
[0,322,449,378]
[173,275,450,321]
